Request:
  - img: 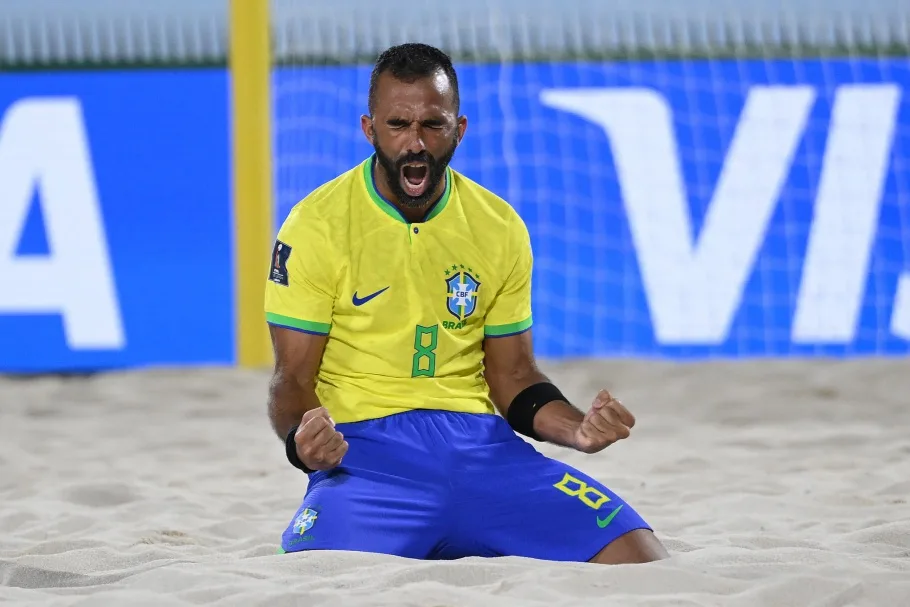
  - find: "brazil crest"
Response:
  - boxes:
[446,270,481,321]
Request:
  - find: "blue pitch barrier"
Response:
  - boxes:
[1,59,908,371]
[0,69,232,372]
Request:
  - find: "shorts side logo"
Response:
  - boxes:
[553,472,611,510]
[596,505,624,528]
[293,507,318,535]
[554,473,625,528]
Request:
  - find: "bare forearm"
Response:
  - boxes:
[531,399,584,447]
[490,369,585,448]
[267,371,323,440]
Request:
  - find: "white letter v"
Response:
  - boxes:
[540,86,815,344]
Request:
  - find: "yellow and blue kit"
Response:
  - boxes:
[266,155,651,560]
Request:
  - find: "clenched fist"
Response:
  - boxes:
[571,389,636,454]
[295,407,349,471]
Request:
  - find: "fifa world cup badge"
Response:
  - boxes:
[269,240,292,286]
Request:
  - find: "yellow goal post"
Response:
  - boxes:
[229,0,274,368]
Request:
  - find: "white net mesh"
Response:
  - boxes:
[8,1,905,359]
[270,1,910,359]
[0,0,227,67]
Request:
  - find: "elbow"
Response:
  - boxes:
[266,366,317,439]
[489,360,539,386]
[485,366,532,414]
[487,363,549,413]
[266,368,296,435]
[267,366,287,402]
[266,372,285,437]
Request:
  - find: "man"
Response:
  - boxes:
[265,42,669,565]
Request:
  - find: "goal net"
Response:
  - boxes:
[270,0,910,360]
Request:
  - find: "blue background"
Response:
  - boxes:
[1,59,908,371]
[0,69,232,372]
[275,59,910,360]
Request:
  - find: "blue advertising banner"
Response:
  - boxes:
[0,69,232,372]
[1,59,908,372]
[275,59,910,359]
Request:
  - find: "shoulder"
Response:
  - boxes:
[278,162,365,241]
[450,169,530,249]
[450,169,527,233]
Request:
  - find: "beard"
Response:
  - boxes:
[372,135,458,209]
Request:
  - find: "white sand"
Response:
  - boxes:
[2,358,909,606]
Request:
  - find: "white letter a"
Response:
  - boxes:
[0,98,125,350]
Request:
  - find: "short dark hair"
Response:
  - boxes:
[368,43,460,116]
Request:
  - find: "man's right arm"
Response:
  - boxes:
[268,324,348,471]
[267,323,328,440]
[263,207,345,470]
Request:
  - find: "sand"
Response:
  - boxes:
[2,358,909,606]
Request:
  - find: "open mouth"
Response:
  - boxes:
[400,162,429,198]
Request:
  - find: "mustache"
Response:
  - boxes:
[395,151,434,167]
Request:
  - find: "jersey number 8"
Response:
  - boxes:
[412,324,439,378]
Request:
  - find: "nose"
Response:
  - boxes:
[404,123,426,155]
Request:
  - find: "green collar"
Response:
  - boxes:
[362,155,452,224]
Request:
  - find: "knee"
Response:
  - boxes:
[589,529,670,565]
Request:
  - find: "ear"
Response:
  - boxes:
[456,115,468,145]
[360,114,375,145]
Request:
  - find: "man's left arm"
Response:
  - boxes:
[483,331,581,447]
[483,330,634,452]
[482,213,634,453]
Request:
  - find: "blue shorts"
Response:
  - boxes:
[280,409,652,562]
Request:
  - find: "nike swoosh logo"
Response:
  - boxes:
[596,505,623,528]
[352,286,390,306]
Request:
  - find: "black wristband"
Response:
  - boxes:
[506,382,566,441]
[285,425,315,473]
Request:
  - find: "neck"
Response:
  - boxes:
[373,158,446,223]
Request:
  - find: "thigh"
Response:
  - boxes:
[281,466,445,558]
[280,415,452,559]
[455,438,653,562]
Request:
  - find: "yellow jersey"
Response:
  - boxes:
[264,154,533,424]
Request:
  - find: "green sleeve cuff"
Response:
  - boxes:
[484,316,532,337]
[266,312,331,335]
